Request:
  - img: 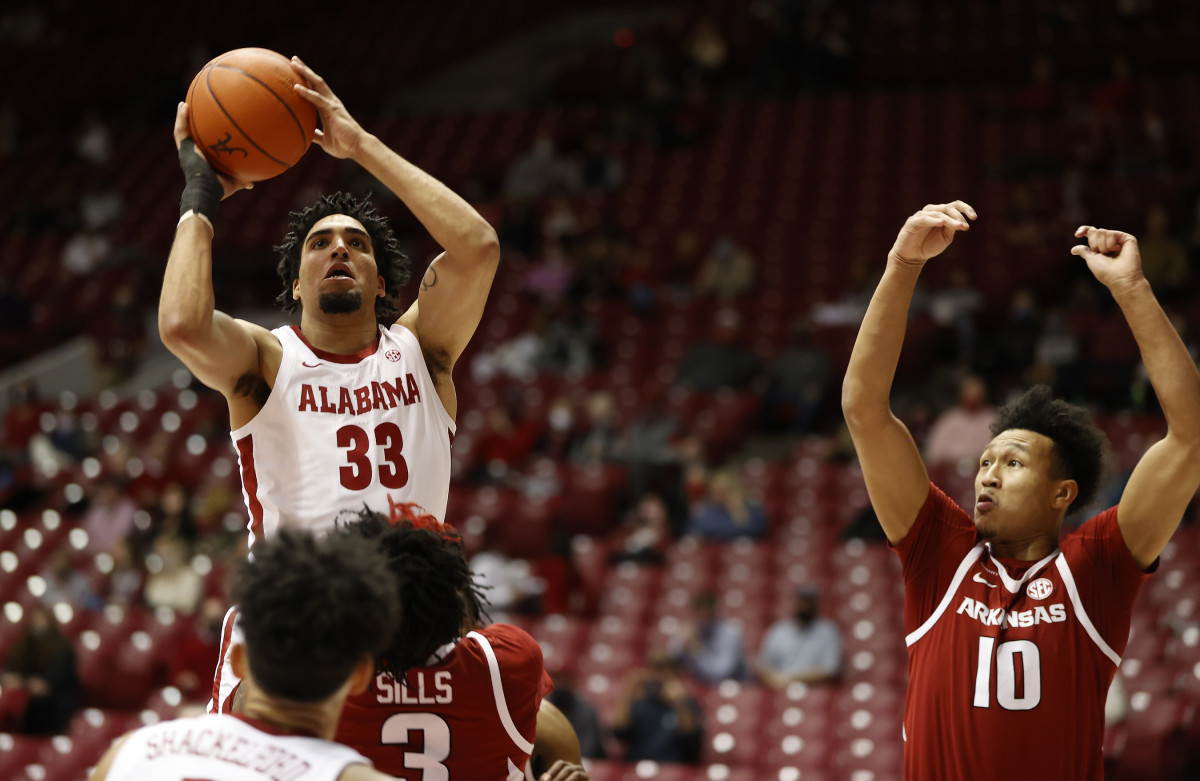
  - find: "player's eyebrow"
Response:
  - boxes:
[307,227,371,243]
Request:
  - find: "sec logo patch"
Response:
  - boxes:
[1027,578,1054,600]
[385,349,402,362]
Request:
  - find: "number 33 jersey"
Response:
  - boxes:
[895,484,1152,781]
[335,623,553,781]
[231,324,454,546]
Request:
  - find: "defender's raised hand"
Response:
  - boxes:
[289,56,367,159]
[1071,226,1144,294]
[889,201,976,267]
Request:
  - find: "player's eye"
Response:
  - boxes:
[312,239,325,248]
[1009,459,1021,467]
[351,238,362,247]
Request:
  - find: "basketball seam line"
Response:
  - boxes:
[203,64,310,172]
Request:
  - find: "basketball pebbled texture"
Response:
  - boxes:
[186,47,318,183]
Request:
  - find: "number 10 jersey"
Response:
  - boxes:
[895,484,1151,781]
[230,323,455,547]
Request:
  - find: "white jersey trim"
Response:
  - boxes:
[467,630,535,755]
[905,543,985,647]
[1055,555,1122,667]
[987,543,1059,594]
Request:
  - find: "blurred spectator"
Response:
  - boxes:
[74,110,112,165]
[541,301,602,374]
[531,532,583,616]
[82,477,137,555]
[570,390,619,466]
[536,396,579,462]
[470,310,547,383]
[60,228,111,276]
[685,469,767,542]
[923,375,998,469]
[760,320,831,434]
[609,492,672,565]
[505,134,571,199]
[756,586,842,688]
[545,668,607,760]
[150,481,198,549]
[471,398,543,483]
[579,133,625,194]
[1138,204,1188,302]
[674,308,761,392]
[523,239,577,305]
[170,596,226,704]
[1,605,79,734]
[669,590,747,684]
[541,195,581,245]
[143,536,203,615]
[927,267,983,366]
[39,550,100,612]
[103,537,145,607]
[693,236,758,300]
[468,524,542,619]
[612,651,703,763]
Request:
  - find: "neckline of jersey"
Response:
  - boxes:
[291,324,382,364]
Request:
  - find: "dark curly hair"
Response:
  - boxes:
[273,192,411,324]
[335,504,489,681]
[990,385,1109,513]
[233,528,400,703]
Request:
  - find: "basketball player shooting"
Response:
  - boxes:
[163,56,499,714]
[88,529,404,781]
[841,202,1200,779]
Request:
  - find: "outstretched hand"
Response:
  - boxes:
[889,201,976,267]
[540,760,591,781]
[172,102,252,200]
[1071,226,1144,294]
[289,56,367,159]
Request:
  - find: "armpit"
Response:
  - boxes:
[233,372,271,407]
[422,344,452,386]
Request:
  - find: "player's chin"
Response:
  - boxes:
[318,290,365,314]
[973,515,997,539]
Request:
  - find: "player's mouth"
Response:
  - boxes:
[324,265,354,281]
[976,493,996,512]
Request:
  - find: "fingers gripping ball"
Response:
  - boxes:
[186,48,318,183]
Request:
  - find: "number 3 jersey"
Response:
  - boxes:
[335,624,553,781]
[231,323,455,547]
[895,483,1152,781]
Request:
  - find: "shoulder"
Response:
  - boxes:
[474,623,543,660]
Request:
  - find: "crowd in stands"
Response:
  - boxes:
[2,2,1200,780]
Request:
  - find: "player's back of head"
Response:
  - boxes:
[233,529,400,702]
[336,504,487,676]
[991,384,1108,511]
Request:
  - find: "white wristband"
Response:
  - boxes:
[178,209,214,232]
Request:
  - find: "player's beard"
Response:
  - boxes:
[318,290,364,314]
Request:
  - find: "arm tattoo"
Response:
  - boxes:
[421,266,439,292]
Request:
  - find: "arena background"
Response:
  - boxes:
[1,1,1199,779]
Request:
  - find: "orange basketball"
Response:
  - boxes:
[185,47,318,183]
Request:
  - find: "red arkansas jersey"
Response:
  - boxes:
[894,483,1152,781]
[231,323,455,549]
[336,624,553,780]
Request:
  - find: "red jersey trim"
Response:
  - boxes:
[232,712,321,739]
[235,435,265,549]
[209,607,238,714]
[290,324,381,364]
[467,630,535,755]
[905,544,984,647]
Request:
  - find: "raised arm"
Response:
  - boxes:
[841,202,975,544]
[1072,227,1200,569]
[289,57,500,371]
[159,102,271,411]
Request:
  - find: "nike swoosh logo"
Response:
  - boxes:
[302,361,321,368]
[973,572,996,588]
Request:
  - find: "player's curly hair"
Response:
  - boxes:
[991,385,1109,513]
[335,504,490,681]
[232,529,399,703]
[273,191,411,324]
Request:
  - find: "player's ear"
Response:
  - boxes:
[1051,479,1078,511]
[377,274,385,299]
[292,277,301,301]
[348,654,376,695]
[230,642,247,678]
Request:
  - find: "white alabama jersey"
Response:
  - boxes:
[105,712,371,781]
[231,323,455,547]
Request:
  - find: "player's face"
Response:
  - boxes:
[973,429,1070,542]
[294,215,385,313]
